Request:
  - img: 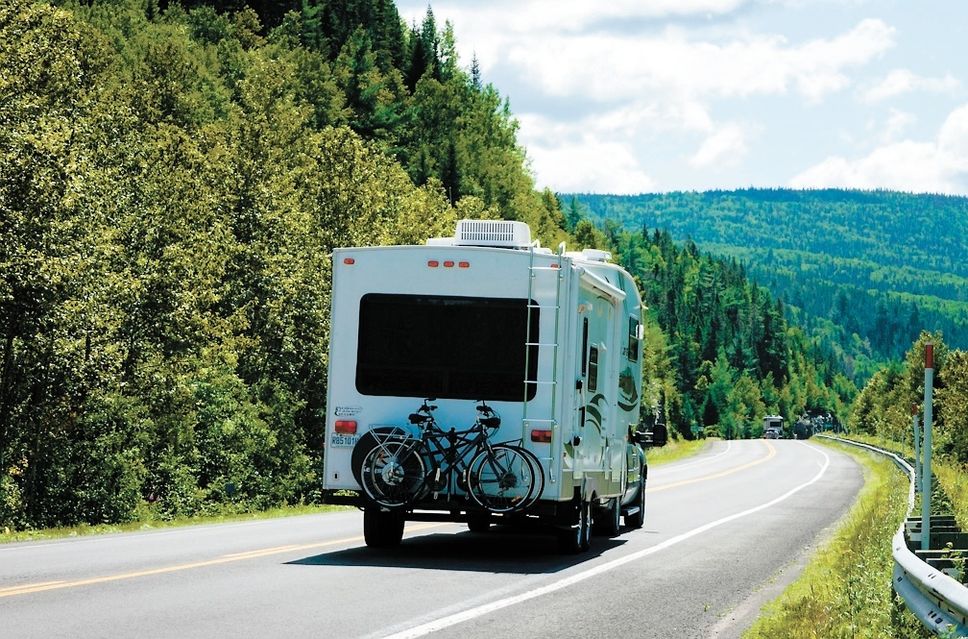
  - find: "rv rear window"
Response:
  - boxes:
[356,294,539,401]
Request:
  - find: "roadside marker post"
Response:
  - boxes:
[912,404,921,494]
[921,343,934,552]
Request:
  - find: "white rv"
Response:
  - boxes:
[323,220,666,552]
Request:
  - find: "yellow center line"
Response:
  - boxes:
[0,522,446,599]
[0,580,65,595]
[223,544,302,559]
[647,441,777,493]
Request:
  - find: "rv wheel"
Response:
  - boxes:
[624,466,647,529]
[594,498,621,537]
[363,507,405,548]
[558,499,591,553]
[466,512,492,533]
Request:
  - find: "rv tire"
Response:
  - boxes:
[594,497,621,537]
[624,465,646,529]
[558,498,591,553]
[363,507,405,548]
[466,512,492,533]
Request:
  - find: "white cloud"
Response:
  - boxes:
[881,109,917,142]
[399,2,894,104]
[790,103,968,193]
[516,114,656,193]
[504,19,893,104]
[399,1,752,37]
[690,125,749,167]
[862,69,960,102]
[526,141,656,194]
[939,104,968,172]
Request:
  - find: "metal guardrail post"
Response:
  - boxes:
[922,343,934,552]
[818,434,968,636]
[913,406,921,494]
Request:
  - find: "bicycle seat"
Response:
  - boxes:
[409,413,429,424]
[480,416,501,429]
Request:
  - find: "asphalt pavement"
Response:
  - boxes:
[0,439,863,638]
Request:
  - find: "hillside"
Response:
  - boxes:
[569,189,968,380]
[1,1,849,531]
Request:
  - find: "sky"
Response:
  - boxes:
[395,0,968,195]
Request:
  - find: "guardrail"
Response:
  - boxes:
[818,435,968,636]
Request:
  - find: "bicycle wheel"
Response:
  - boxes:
[467,444,537,513]
[359,435,426,508]
[513,446,545,509]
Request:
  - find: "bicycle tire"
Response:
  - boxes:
[512,446,545,509]
[467,444,537,513]
[359,435,426,508]
[351,426,410,486]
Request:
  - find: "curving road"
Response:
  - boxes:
[0,440,862,638]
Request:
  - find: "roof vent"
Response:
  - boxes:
[453,219,532,249]
[581,248,612,263]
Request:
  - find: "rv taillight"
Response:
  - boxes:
[550,263,560,269]
[428,260,439,267]
[334,420,357,434]
[343,257,355,265]
[443,260,455,268]
[458,261,470,268]
[531,429,553,443]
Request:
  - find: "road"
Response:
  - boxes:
[0,439,862,638]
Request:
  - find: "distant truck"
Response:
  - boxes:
[763,415,783,439]
[322,220,666,552]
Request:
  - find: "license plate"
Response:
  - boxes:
[330,433,360,448]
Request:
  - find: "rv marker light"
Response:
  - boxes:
[343,257,355,265]
[334,420,357,434]
[443,260,455,268]
[458,261,470,268]
[531,429,553,443]
[428,260,439,267]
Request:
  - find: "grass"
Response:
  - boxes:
[743,439,927,639]
[832,432,968,531]
[646,436,714,466]
[0,503,349,545]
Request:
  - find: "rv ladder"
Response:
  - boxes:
[522,243,565,484]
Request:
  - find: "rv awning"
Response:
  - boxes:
[577,267,626,302]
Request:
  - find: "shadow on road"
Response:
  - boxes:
[287,526,628,574]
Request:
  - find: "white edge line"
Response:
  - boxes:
[382,441,831,639]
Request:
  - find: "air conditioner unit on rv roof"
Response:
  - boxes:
[453,219,532,249]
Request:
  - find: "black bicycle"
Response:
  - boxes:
[355,400,542,513]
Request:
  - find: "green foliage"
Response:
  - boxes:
[571,189,968,384]
[596,225,853,439]
[849,332,968,469]
[0,0,844,532]
[0,0,549,531]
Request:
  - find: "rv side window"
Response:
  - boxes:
[627,317,640,361]
[581,318,589,376]
[356,293,538,401]
[588,346,599,392]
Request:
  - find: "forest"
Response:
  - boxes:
[570,220,855,442]
[570,190,968,384]
[1,0,849,531]
[851,332,968,466]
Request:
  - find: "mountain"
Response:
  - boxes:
[568,189,968,381]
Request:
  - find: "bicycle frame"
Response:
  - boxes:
[416,421,496,501]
